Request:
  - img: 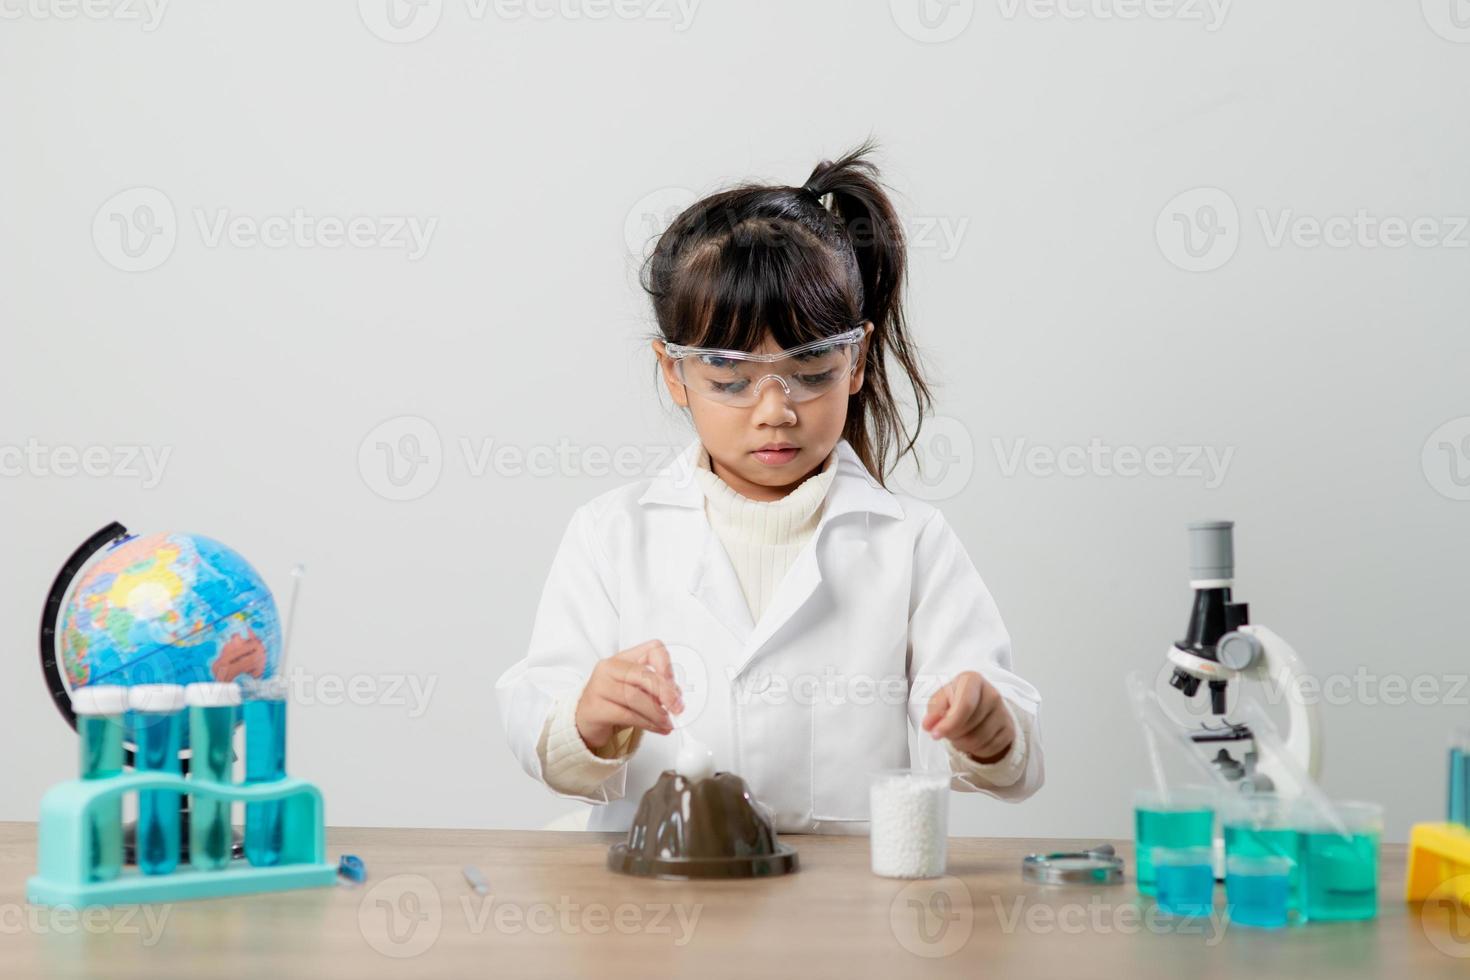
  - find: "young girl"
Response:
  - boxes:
[496,142,1043,833]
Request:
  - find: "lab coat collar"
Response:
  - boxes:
[639,437,905,663]
[637,437,905,522]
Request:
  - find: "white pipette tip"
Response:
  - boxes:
[462,865,490,896]
[279,563,307,677]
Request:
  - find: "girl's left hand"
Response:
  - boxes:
[922,670,1015,764]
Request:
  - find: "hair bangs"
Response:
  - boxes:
[670,219,859,353]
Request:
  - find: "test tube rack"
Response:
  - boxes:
[26,771,337,907]
[1404,821,1470,908]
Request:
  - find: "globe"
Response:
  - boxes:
[60,532,281,694]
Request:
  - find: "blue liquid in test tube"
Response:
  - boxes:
[129,685,185,875]
[73,686,128,882]
[1448,726,1470,827]
[186,682,240,871]
[243,678,289,866]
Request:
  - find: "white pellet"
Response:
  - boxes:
[870,772,950,878]
[675,737,715,782]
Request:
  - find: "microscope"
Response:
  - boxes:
[1163,520,1323,797]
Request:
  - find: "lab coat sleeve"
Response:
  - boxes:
[495,503,637,805]
[538,690,643,799]
[943,699,1033,788]
[906,508,1044,801]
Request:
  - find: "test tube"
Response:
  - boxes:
[129,684,185,875]
[1449,725,1470,827]
[186,682,240,871]
[242,677,289,866]
[73,685,127,882]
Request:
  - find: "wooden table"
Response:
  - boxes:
[2,823,1466,978]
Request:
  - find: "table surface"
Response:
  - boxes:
[2,823,1467,979]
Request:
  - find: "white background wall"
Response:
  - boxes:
[3,0,1468,843]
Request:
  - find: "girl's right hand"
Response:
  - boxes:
[574,639,684,751]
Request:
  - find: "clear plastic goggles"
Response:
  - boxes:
[663,327,865,407]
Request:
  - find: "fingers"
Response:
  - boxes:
[621,663,680,722]
[581,648,678,740]
[968,711,1013,757]
[971,735,1014,763]
[613,638,665,668]
[922,687,950,734]
[608,664,673,733]
[637,641,676,686]
[641,664,684,715]
[612,640,682,714]
[928,673,981,740]
[586,701,669,738]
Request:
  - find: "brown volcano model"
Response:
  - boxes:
[607,770,799,879]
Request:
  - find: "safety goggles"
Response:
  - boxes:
[662,327,865,408]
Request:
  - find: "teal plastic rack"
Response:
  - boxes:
[27,772,337,907]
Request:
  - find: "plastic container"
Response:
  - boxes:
[242,677,289,867]
[870,769,949,878]
[1297,800,1381,922]
[1153,845,1215,916]
[1226,854,1293,928]
[129,684,185,875]
[187,682,240,871]
[1134,787,1215,896]
[72,686,127,882]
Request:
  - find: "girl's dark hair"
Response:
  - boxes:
[641,138,932,486]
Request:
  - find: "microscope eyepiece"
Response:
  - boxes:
[1186,520,1234,583]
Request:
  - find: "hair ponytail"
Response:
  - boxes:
[798,139,932,483]
[642,137,933,485]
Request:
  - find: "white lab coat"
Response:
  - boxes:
[496,437,1044,833]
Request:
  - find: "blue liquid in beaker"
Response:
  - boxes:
[1135,806,1214,896]
[1223,823,1300,911]
[1155,858,1215,917]
[1226,858,1292,928]
[1299,831,1378,921]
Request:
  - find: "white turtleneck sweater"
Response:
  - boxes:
[534,443,1029,798]
[689,444,839,623]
